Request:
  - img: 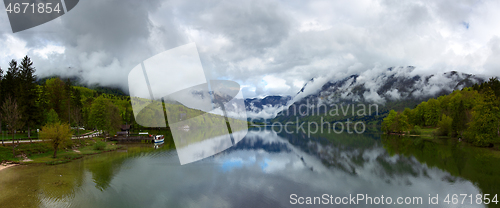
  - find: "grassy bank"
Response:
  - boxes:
[0,137,122,165]
[392,127,500,151]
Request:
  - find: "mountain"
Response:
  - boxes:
[243,95,292,122]
[295,67,485,105]
[272,67,488,124]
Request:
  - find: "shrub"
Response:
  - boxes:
[93,141,106,150]
[410,125,422,135]
[435,115,453,136]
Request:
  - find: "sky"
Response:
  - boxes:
[1,0,500,98]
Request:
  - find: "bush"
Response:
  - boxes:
[435,115,453,136]
[93,141,106,150]
[410,125,422,135]
[64,139,74,149]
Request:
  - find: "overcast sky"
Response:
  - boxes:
[1,0,499,98]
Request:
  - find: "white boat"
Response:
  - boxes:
[153,135,164,143]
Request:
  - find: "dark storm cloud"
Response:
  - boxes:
[0,0,499,97]
[0,0,186,88]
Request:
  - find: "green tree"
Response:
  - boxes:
[46,109,60,124]
[424,99,440,127]
[382,110,410,134]
[45,78,68,123]
[466,88,500,147]
[403,107,415,124]
[39,122,72,158]
[19,56,39,142]
[436,114,453,136]
[382,110,398,133]
[2,60,20,99]
[394,113,411,134]
[451,100,467,137]
[89,96,122,135]
[413,101,427,126]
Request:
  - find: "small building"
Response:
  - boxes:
[121,125,131,135]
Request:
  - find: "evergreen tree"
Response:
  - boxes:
[3,60,20,100]
[451,100,467,137]
[19,56,39,142]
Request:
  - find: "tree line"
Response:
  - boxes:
[382,77,500,147]
[0,56,134,146]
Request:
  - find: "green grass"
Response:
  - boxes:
[72,129,93,136]
[0,130,95,141]
[26,142,120,165]
[419,127,435,137]
[0,146,18,162]
[1,137,121,165]
[0,131,40,141]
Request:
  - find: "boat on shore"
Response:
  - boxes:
[153,135,164,143]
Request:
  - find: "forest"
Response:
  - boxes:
[382,77,500,147]
[0,55,247,143]
[0,55,135,142]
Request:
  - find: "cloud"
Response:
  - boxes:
[0,0,500,97]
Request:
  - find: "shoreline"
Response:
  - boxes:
[0,162,19,172]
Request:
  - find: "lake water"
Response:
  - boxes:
[1,129,499,208]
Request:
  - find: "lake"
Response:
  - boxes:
[1,128,499,207]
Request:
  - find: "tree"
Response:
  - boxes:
[451,100,467,137]
[19,56,39,142]
[424,99,441,127]
[382,110,397,133]
[71,107,83,138]
[413,102,427,126]
[46,109,60,124]
[403,107,415,124]
[382,110,411,134]
[70,87,84,137]
[39,122,72,158]
[89,96,122,135]
[2,60,20,100]
[2,96,24,155]
[45,78,68,122]
[436,114,453,136]
[466,88,499,147]
[394,113,411,134]
[64,79,73,123]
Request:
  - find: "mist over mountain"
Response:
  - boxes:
[292,66,486,105]
[243,95,292,121]
[37,75,128,96]
[42,68,489,123]
[245,67,489,121]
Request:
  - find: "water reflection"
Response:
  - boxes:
[1,130,497,207]
[382,135,500,196]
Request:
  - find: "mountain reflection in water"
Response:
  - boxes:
[1,129,498,208]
